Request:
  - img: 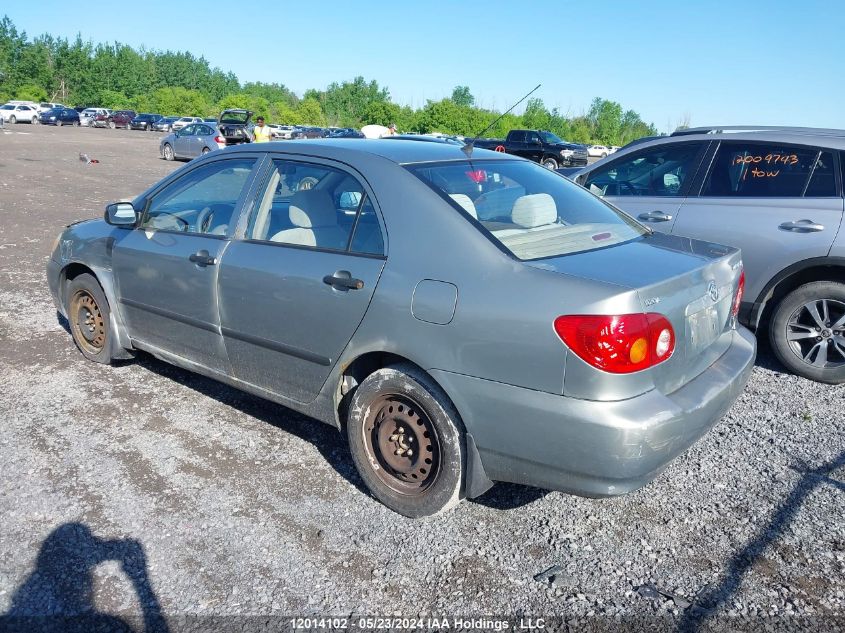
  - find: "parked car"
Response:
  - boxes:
[38,102,67,114]
[270,124,296,139]
[0,103,39,124]
[217,109,253,145]
[39,107,81,126]
[473,129,589,169]
[108,110,137,129]
[91,110,113,128]
[152,116,179,132]
[326,127,365,139]
[292,126,326,139]
[203,117,217,123]
[171,116,203,132]
[569,125,845,383]
[47,140,754,517]
[80,108,109,127]
[587,144,612,158]
[159,122,227,160]
[130,113,163,131]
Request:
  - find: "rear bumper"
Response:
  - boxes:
[432,326,756,497]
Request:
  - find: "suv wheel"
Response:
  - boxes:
[346,364,465,517]
[542,157,559,170]
[769,281,845,384]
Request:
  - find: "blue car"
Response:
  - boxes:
[40,107,81,127]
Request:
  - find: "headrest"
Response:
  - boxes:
[511,193,557,228]
[289,190,336,228]
[449,194,477,219]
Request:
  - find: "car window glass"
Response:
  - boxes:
[585,143,701,197]
[410,159,647,260]
[702,143,827,197]
[182,125,196,136]
[349,197,384,255]
[803,151,836,197]
[140,159,255,235]
[247,159,377,252]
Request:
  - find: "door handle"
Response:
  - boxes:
[638,211,673,222]
[778,219,825,233]
[189,250,217,266]
[323,271,364,290]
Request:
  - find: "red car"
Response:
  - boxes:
[107,110,137,130]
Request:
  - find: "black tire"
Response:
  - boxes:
[125,122,130,130]
[9,115,16,124]
[201,147,210,154]
[32,116,38,124]
[769,281,845,384]
[72,119,79,127]
[56,119,62,127]
[601,152,607,158]
[346,364,465,517]
[66,273,114,364]
[542,157,559,169]
[163,143,174,161]
[108,120,115,129]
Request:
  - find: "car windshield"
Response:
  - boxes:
[540,131,563,144]
[409,160,647,260]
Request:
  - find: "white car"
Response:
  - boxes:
[0,103,40,124]
[38,102,67,114]
[587,144,613,158]
[171,116,203,132]
[270,124,294,139]
[80,108,109,127]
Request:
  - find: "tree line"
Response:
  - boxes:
[0,16,658,145]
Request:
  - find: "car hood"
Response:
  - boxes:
[551,142,586,151]
[219,109,252,125]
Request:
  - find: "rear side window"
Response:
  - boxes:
[410,160,647,261]
[702,143,836,197]
[584,142,703,197]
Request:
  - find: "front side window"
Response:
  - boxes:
[247,159,384,255]
[585,142,702,197]
[540,131,563,144]
[410,159,647,260]
[140,159,255,235]
[703,143,836,197]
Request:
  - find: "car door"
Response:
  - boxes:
[524,131,544,162]
[581,140,710,233]
[217,157,387,403]
[671,141,844,307]
[173,124,195,158]
[112,157,260,373]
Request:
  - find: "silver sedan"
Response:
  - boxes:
[159,123,226,161]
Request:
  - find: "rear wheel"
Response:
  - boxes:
[346,364,465,517]
[601,152,607,158]
[542,157,559,169]
[201,147,210,154]
[162,143,174,161]
[125,122,130,130]
[56,119,62,127]
[72,119,79,127]
[108,120,115,129]
[32,116,38,124]
[66,273,113,364]
[769,281,845,384]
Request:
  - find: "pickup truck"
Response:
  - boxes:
[474,129,589,169]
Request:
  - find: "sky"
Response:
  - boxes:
[4,1,844,131]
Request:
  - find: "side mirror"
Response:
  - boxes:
[105,201,138,226]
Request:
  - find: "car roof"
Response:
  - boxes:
[630,127,845,151]
[223,138,509,165]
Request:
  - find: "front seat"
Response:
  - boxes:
[270,189,347,249]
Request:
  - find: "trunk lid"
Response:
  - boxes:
[525,232,742,394]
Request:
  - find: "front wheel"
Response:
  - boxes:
[56,119,62,127]
[108,121,115,129]
[32,116,39,124]
[9,115,16,124]
[125,122,130,130]
[346,364,465,517]
[542,157,559,169]
[600,152,607,158]
[72,120,79,127]
[769,281,845,384]
[162,143,174,161]
[66,273,114,364]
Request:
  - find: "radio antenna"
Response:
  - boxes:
[462,83,541,158]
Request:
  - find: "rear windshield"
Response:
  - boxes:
[220,111,250,124]
[409,160,647,260]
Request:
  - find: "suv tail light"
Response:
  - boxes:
[554,313,675,374]
[731,270,745,319]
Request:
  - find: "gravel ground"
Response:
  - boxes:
[0,125,843,632]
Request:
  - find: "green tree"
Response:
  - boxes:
[15,82,47,101]
[296,97,326,126]
[450,85,474,107]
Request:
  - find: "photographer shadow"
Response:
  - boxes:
[0,522,169,633]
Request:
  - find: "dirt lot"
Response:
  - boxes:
[0,124,843,632]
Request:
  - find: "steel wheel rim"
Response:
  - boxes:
[362,394,440,496]
[785,298,845,369]
[70,290,106,354]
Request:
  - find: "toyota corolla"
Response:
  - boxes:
[46,140,755,517]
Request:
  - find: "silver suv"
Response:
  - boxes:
[571,126,845,383]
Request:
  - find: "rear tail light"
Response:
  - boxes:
[554,313,675,374]
[731,270,745,319]
[215,136,226,144]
